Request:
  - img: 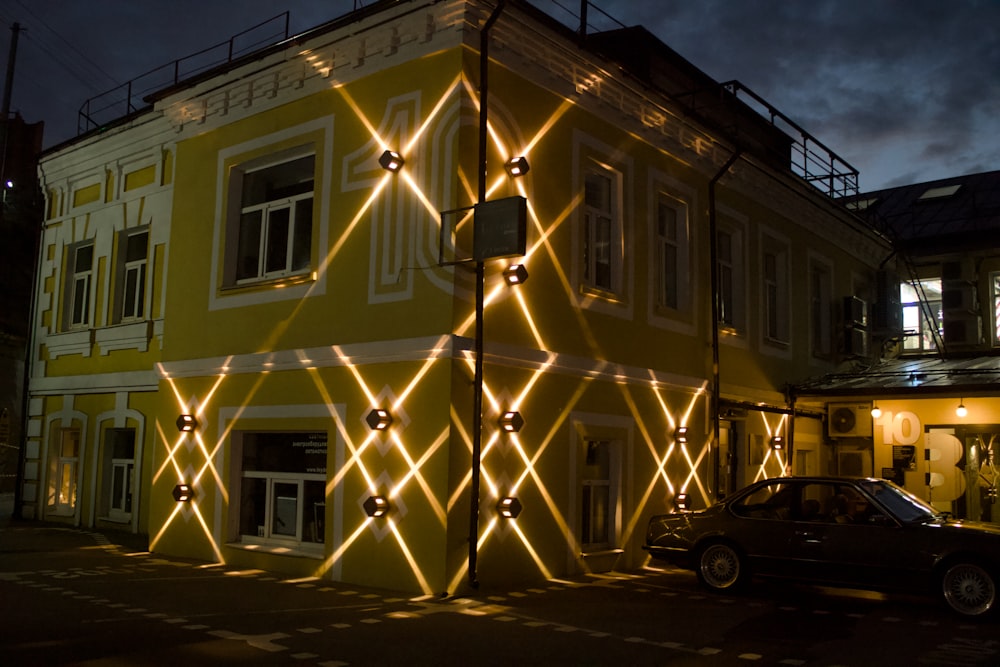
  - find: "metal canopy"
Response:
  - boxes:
[791,355,1000,399]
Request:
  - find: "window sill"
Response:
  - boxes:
[224,271,315,292]
[226,540,324,560]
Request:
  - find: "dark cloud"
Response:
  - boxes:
[2,0,997,191]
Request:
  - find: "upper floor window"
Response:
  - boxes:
[716,225,745,332]
[810,260,833,358]
[115,229,148,323]
[901,279,942,352]
[761,235,790,344]
[582,164,623,295]
[229,153,314,285]
[654,194,690,312]
[66,242,94,328]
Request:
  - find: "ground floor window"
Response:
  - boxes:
[102,428,135,522]
[47,428,80,516]
[237,432,327,546]
[581,439,620,551]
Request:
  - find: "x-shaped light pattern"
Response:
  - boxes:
[754,411,788,482]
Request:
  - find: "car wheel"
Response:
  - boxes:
[941,561,996,617]
[697,542,745,591]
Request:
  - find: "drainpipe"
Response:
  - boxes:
[708,150,742,499]
[468,0,507,591]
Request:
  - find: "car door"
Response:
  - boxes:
[727,480,815,578]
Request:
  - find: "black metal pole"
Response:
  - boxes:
[468,0,507,590]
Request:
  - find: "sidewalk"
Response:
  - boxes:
[0,491,150,552]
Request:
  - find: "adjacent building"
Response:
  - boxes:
[21,0,892,594]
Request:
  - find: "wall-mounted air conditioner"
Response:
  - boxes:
[843,326,868,357]
[943,315,983,345]
[941,258,976,283]
[941,285,978,312]
[843,296,867,329]
[828,403,874,438]
[873,269,902,333]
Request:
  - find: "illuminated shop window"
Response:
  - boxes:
[102,428,135,522]
[227,152,315,285]
[992,272,1000,345]
[654,193,690,312]
[901,279,942,352]
[716,223,746,332]
[48,429,80,516]
[761,234,790,344]
[64,242,94,329]
[581,439,620,551]
[114,228,148,323]
[236,432,327,546]
[582,164,623,295]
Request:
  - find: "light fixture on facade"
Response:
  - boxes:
[770,435,784,450]
[499,411,524,433]
[497,496,522,519]
[502,264,528,285]
[366,408,393,431]
[172,483,194,503]
[504,156,530,177]
[176,414,198,433]
[870,401,882,418]
[674,426,688,443]
[378,149,404,172]
[957,400,968,418]
[363,495,389,518]
[674,493,690,512]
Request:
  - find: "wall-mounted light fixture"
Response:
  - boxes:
[674,426,688,443]
[176,414,198,433]
[502,264,529,285]
[363,495,389,518]
[504,156,530,177]
[770,435,784,450]
[497,496,522,519]
[499,411,524,433]
[366,408,393,431]
[870,401,882,418]
[674,493,690,512]
[956,399,968,418]
[378,149,404,172]
[172,483,194,502]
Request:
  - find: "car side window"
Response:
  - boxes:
[731,482,796,520]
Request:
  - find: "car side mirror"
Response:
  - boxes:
[867,513,893,526]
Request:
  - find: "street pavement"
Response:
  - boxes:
[2,494,999,666]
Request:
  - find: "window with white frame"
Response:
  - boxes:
[229,153,314,285]
[48,429,80,516]
[901,279,942,352]
[580,439,620,551]
[101,428,135,522]
[115,229,148,323]
[654,193,689,311]
[237,432,327,546]
[716,225,745,331]
[65,242,94,328]
[761,235,790,344]
[582,164,622,295]
[810,260,833,358]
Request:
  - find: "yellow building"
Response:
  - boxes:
[24,0,888,594]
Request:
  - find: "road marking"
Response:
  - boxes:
[208,630,290,652]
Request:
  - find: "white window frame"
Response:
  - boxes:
[991,272,1000,346]
[760,233,790,345]
[226,150,315,286]
[66,242,94,329]
[716,220,746,333]
[901,278,942,352]
[654,192,690,312]
[49,429,80,516]
[115,228,149,323]
[582,163,623,295]
[580,439,620,551]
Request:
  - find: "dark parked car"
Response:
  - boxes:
[643,476,1000,616]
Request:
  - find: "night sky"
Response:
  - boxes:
[1,0,997,192]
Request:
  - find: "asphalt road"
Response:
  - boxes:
[1,498,998,666]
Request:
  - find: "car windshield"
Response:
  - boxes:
[857,479,940,523]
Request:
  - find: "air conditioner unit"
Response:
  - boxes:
[941,258,976,283]
[943,315,983,346]
[941,285,978,312]
[828,403,873,438]
[843,326,868,357]
[843,296,867,329]
[873,270,902,333]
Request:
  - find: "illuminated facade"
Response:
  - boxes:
[23,0,889,593]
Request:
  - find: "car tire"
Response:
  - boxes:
[696,541,745,592]
[941,561,996,617]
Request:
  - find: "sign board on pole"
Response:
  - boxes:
[473,196,527,261]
